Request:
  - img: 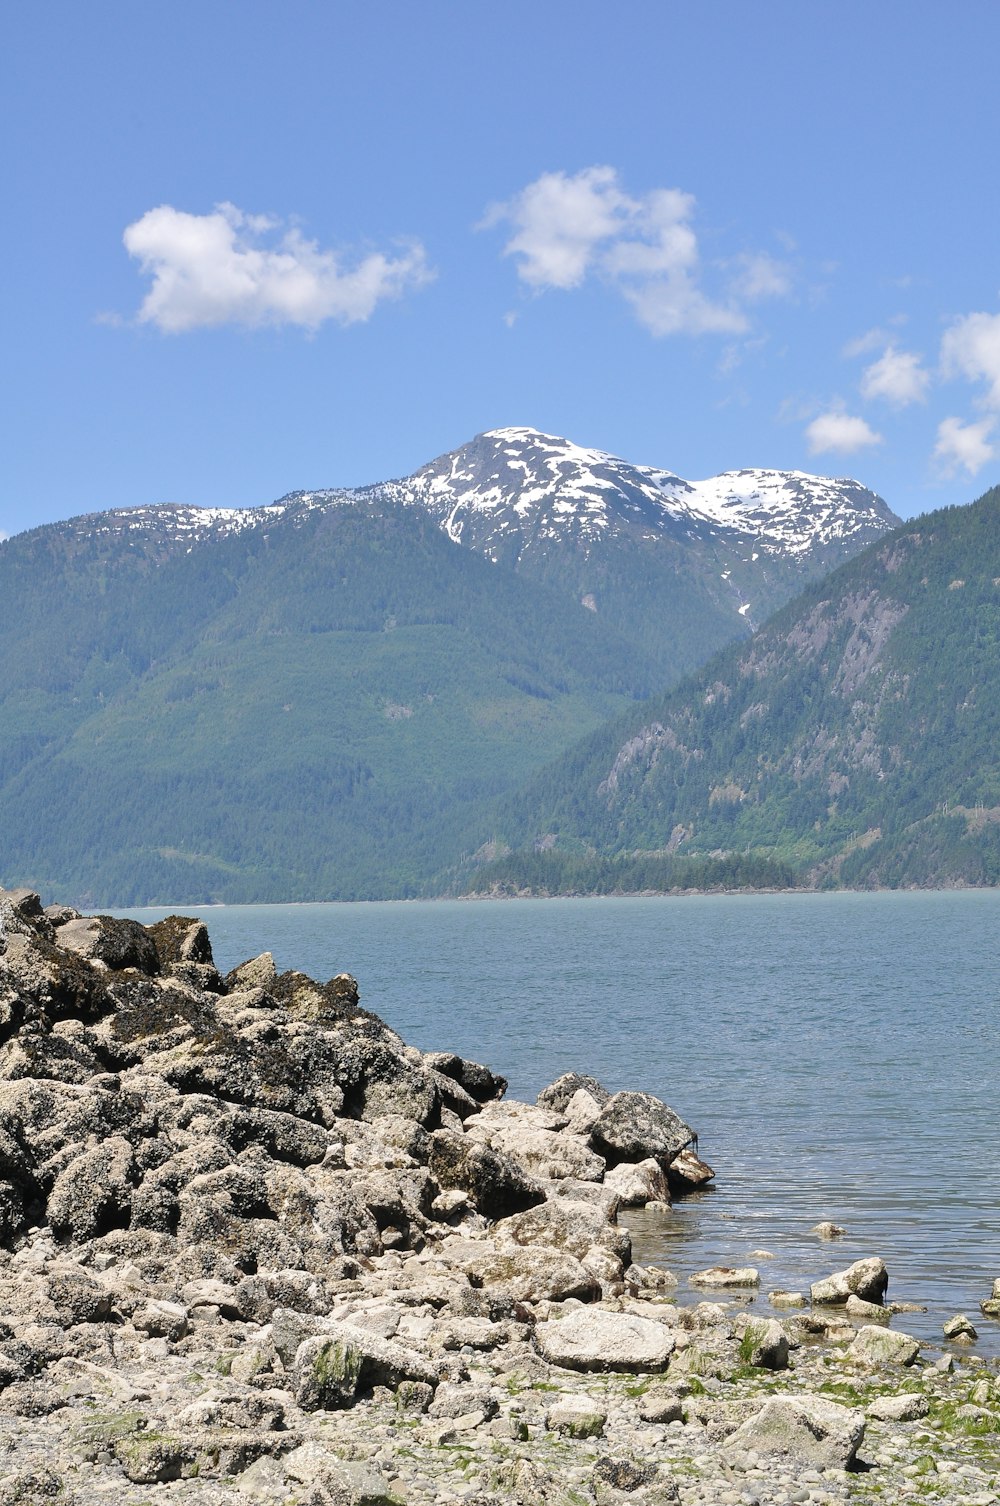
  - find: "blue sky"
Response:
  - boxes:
[3,1,1000,537]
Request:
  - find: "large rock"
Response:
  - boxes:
[47,1136,137,1240]
[534,1307,675,1373]
[733,1315,790,1370]
[667,1147,715,1194]
[847,1324,920,1368]
[493,1197,630,1266]
[537,1073,610,1113]
[429,1129,545,1220]
[466,1245,599,1303]
[589,1091,694,1169]
[810,1257,888,1306]
[723,1395,865,1469]
[691,1266,759,1289]
[603,1157,670,1208]
[465,1117,605,1182]
[58,915,161,974]
[423,1051,506,1104]
[274,1308,439,1402]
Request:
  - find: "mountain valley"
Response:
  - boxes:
[0,428,901,904]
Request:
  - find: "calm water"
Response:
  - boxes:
[116,891,1000,1356]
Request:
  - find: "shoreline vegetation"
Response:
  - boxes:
[0,885,997,1504]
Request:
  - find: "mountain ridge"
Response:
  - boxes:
[0,427,902,905]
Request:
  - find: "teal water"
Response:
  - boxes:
[117,891,1000,1355]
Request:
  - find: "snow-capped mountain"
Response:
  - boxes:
[40,425,895,581]
[364,427,896,568]
[354,427,899,660]
[10,426,899,684]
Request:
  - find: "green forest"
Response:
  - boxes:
[457,484,1000,892]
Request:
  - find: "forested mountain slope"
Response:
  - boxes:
[345,426,900,681]
[0,426,897,906]
[0,503,657,904]
[460,486,1000,893]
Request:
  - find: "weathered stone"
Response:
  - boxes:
[846,1293,890,1323]
[592,1456,676,1504]
[638,1388,683,1423]
[277,1310,439,1396]
[546,1396,607,1437]
[282,1444,398,1505]
[943,1312,978,1341]
[225,952,278,991]
[603,1157,670,1207]
[666,1147,715,1193]
[811,1257,888,1306]
[467,1117,606,1181]
[723,1394,865,1469]
[624,1263,677,1293]
[691,1266,759,1288]
[422,1381,495,1426]
[868,1392,929,1421]
[537,1072,610,1113]
[494,1196,629,1263]
[811,1220,847,1238]
[535,1307,675,1372]
[429,1129,545,1220]
[57,915,161,973]
[847,1323,920,1367]
[293,1333,365,1410]
[468,1245,599,1303]
[47,1136,137,1240]
[734,1315,789,1370]
[133,1298,189,1341]
[424,1051,506,1104]
[589,1090,694,1169]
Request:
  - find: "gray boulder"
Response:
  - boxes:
[429,1129,544,1220]
[724,1394,865,1469]
[811,1257,888,1306]
[537,1072,610,1113]
[589,1091,694,1169]
[847,1324,920,1367]
[469,1244,599,1302]
[534,1306,675,1373]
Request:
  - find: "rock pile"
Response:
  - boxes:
[0,887,998,1506]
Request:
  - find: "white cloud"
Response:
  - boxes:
[123,202,433,333]
[859,345,930,408]
[479,165,627,291]
[481,167,750,338]
[940,311,1000,408]
[805,410,883,456]
[843,327,887,359]
[933,415,997,477]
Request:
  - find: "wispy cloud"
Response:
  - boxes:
[123,203,433,333]
[933,415,996,477]
[805,409,883,457]
[727,252,793,303]
[859,345,930,408]
[480,167,773,338]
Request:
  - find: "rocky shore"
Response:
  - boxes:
[0,887,997,1506]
